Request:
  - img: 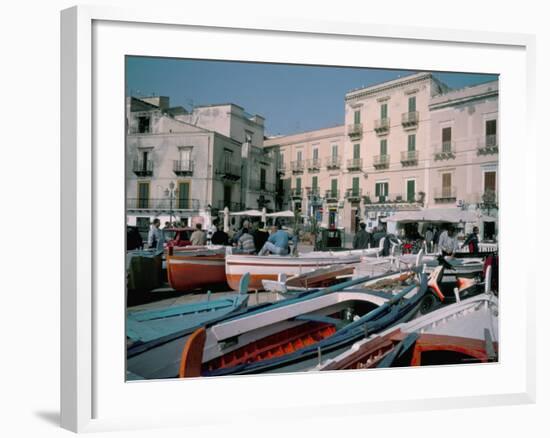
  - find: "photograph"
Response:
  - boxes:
[124,57,499,381]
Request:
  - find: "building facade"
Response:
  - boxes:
[126,97,276,233]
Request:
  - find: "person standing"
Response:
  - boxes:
[211,226,229,245]
[438,226,458,256]
[190,223,207,246]
[147,218,165,251]
[424,227,433,253]
[432,227,440,253]
[462,226,480,253]
[252,221,269,253]
[258,223,290,255]
[353,222,370,249]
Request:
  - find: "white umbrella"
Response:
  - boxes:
[384,208,483,224]
[261,207,267,224]
[230,209,264,217]
[266,210,295,218]
[223,207,229,232]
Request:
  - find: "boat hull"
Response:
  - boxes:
[225,254,361,291]
[167,253,226,291]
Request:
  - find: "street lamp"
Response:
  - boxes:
[164,181,178,225]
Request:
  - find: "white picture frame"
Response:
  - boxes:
[60,5,536,433]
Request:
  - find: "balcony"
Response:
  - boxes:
[216,201,245,212]
[307,186,321,197]
[400,150,419,166]
[347,158,363,171]
[277,163,286,175]
[127,197,201,211]
[307,158,322,172]
[325,189,340,203]
[477,135,498,155]
[218,162,241,181]
[132,160,153,177]
[401,111,419,129]
[434,142,456,160]
[363,192,422,206]
[374,118,390,135]
[373,154,390,170]
[291,160,305,174]
[326,156,341,170]
[249,179,276,193]
[345,188,363,202]
[347,123,363,140]
[290,188,303,199]
[433,187,457,203]
[173,160,194,176]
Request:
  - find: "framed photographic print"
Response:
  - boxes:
[61,5,536,433]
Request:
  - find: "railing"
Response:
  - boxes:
[373,154,390,169]
[307,158,322,171]
[128,126,150,134]
[434,142,456,160]
[345,188,363,200]
[363,192,422,204]
[216,201,245,211]
[478,135,498,154]
[374,118,390,134]
[219,162,241,180]
[291,160,305,173]
[326,156,341,169]
[277,164,286,174]
[347,123,363,138]
[433,187,457,202]
[307,187,321,196]
[132,160,153,177]
[325,189,340,202]
[127,197,201,210]
[290,188,303,199]
[400,150,419,165]
[173,160,194,175]
[347,158,363,171]
[249,179,276,193]
[401,111,419,127]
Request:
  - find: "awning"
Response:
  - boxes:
[382,208,494,224]
[266,210,295,218]
[229,209,264,217]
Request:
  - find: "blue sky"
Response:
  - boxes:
[126,57,498,136]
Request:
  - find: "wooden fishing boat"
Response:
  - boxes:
[318,283,498,371]
[178,270,428,378]
[225,252,361,291]
[166,245,227,291]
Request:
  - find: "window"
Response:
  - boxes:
[380,139,387,156]
[138,116,150,133]
[244,130,253,143]
[407,134,416,151]
[353,143,361,159]
[331,144,338,158]
[312,176,318,188]
[442,127,452,152]
[484,171,496,193]
[296,177,302,194]
[260,168,266,190]
[179,147,192,171]
[380,103,388,120]
[408,96,416,113]
[312,147,319,160]
[407,180,416,202]
[375,182,389,202]
[354,110,361,125]
[352,177,360,195]
[331,179,338,196]
[178,182,190,209]
[486,120,497,146]
[442,173,452,197]
[224,149,233,173]
[297,150,303,162]
[137,182,149,208]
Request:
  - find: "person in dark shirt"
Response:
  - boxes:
[353,222,370,249]
[211,228,229,245]
[462,226,480,253]
[252,221,269,253]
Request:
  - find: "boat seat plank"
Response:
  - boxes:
[294,314,345,328]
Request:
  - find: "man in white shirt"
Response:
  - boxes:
[438,225,458,256]
[147,218,164,251]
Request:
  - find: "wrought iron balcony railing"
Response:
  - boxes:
[291,160,305,173]
[249,180,276,193]
[363,192,422,205]
[290,188,303,199]
[132,160,153,177]
[373,154,390,169]
[345,188,363,201]
[307,158,322,171]
[434,142,456,160]
[127,197,201,210]
[347,123,363,139]
[325,189,340,202]
[216,201,245,212]
[401,111,419,128]
[433,187,457,203]
[218,162,241,180]
[347,158,363,171]
[374,118,390,134]
[307,187,321,197]
[326,156,341,169]
[400,150,419,166]
[173,160,194,176]
[477,135,498,155]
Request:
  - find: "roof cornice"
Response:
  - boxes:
[345,73,433,102]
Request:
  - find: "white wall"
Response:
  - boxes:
[1,1,547,438]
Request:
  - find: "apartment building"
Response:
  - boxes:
[126,97,276,233]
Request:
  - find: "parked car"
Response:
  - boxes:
[163,227,194,248]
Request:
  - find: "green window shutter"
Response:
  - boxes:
[407,180,415,202]
[331,179,337,193]
[381,104,387,119]
[312,176,318,188]
[408,134,416,151]
[380,139,387,156]
[408,96,416,112]
[353,143,360,159]
[383,182,389,195]
[375,183,380,196]
[354,110,361,124]
[352,177,359,193]
[296,177,301,190]
[178,182,189,209]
